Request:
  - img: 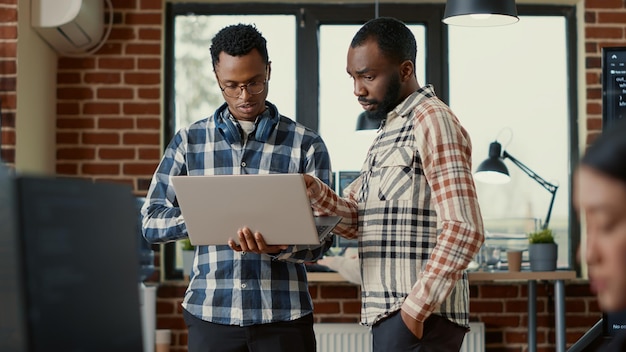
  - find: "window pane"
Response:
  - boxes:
[448,17,570,268]
[174,15,296,131]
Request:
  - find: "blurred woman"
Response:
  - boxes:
[575,119,626,351]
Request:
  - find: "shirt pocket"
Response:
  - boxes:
[376,147,414,201]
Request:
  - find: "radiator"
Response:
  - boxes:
[314,322,485,352]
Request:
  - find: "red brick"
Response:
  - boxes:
[94,43,123,55]
[123,162,160,175]
[0,76,16,91]
[586,26,624,39]
[84,72,122,84]
[82,163,120,175]
[0,25,17,39]
[313,301,341,314]
[57,72,81,84]
[586,0,624,8]
[0,60,16,74]
[57,147,96,160]
[57,87,94,100]
[320,285,359,299]
[138,87,160,99]
[98,57,135,70]
[111,0,137,10]
[342,303,361,314]
[0,129,14,144]
[57,117,95,129]
[138,147,162,160]
[138,58,161,70]
[56,163,78,175]
[97,87,134,99]
[139,28,161,40]
[123,102,160,115]
[126,43,161,55]
[82,132,120,145]
[58,57,96,70]
[83,102,120,115]
[126,13,162,25]
[124,132,160,145]
[108,27,136,41]
[99,117,135,129]
[140,0,163,10]
[56,132,80,144]
[125,72,160,85]
[0,7,17,22]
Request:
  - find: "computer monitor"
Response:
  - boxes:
[0,169,144,352]
[602,46,626,131]
[0,163,28,351]
[336,171,360,196]
[334,171,361,250]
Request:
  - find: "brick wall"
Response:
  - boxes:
[153,279,601,352]
[55,0,162,192]
[0,0,17,164]
[2,0,625,351]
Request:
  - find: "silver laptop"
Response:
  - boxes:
[171,174,342,246]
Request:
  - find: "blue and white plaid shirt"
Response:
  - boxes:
[142,102,333,326]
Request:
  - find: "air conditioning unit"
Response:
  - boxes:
[31,0,104,54]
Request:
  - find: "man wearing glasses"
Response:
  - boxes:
[142,24,333,352]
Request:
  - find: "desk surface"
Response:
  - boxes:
[468,270,577,281]
[307,270,577,283]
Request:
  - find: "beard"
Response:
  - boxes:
[361,73,402,122]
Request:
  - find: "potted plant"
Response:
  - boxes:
[180,238,195,280]
[527,228,558,271]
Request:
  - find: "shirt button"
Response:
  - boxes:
[241,161,247,167]
[241,283,247,288]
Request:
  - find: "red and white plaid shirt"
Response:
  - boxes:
[309,85,484,328]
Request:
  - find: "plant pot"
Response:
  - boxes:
[529,243,558,271]
[182,250,195,279]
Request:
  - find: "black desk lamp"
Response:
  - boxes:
[474,141,558,230]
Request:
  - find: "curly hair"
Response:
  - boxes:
[209,23,269,69]
[350,17,416,68]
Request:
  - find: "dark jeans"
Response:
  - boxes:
[372,311,467,352]
[183,309,316,352]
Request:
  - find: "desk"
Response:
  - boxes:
[309,270,577,352]
[470,270,577,352]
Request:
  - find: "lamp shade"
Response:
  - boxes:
[356,111,382,131]
[443,0,519,27]
[474,141,511,184]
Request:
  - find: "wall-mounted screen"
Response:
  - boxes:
[602,46,626,131]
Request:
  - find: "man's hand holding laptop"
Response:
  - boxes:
[228,227,289,254]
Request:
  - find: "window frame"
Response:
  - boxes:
[162,2,579,280]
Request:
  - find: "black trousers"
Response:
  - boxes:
[371,311,467,352]
[183,309,316,352]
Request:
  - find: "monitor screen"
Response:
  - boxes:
[337,171,360,197]
[602,46,626,131]
[4,174,144,351]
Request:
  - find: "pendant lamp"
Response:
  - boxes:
[443,0,519,27]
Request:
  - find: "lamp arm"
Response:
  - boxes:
[502,151,559,229]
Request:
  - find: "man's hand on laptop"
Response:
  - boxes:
[303,174,322,198]
[228,227,289,255]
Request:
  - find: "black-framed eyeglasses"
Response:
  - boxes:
[216,69,269,98]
